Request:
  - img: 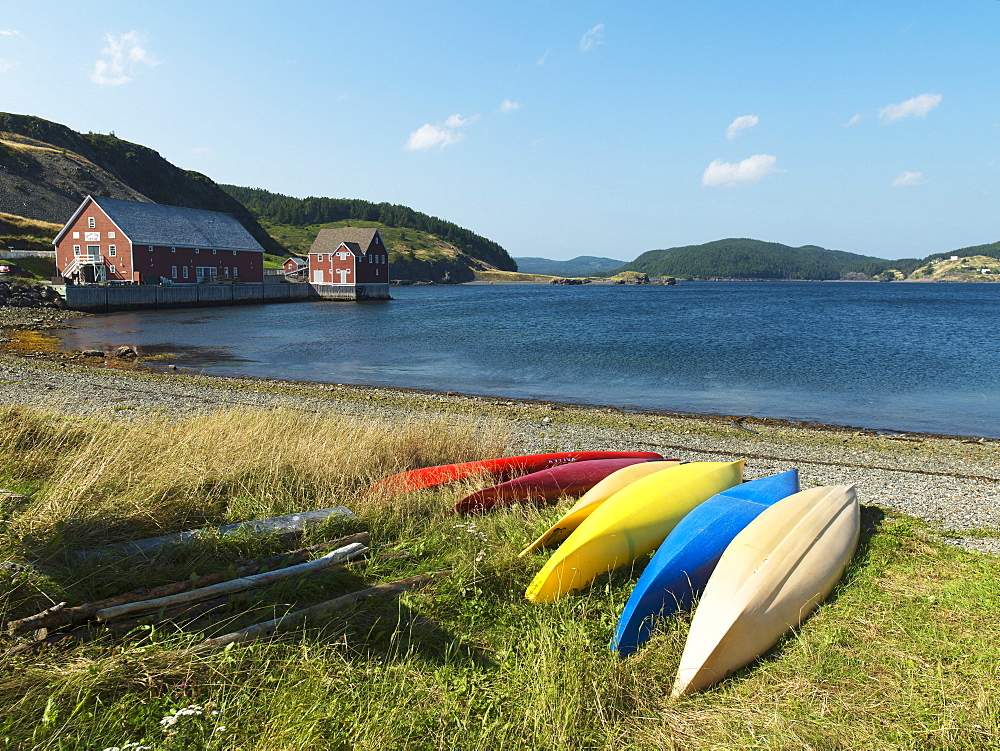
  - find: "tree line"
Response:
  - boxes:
[618,239,926,280]
[221,185,516,271]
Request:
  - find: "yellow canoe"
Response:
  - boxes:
[518,460,683,557]
[671,485,860,697]
[524,460,744,604]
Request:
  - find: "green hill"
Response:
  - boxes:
[616,238,924,280]
[221,186,517,283]
[513,255,624,277]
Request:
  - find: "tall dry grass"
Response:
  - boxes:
[0,405,509,552]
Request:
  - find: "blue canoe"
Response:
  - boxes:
[611,469,800,657]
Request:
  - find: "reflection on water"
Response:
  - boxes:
[51,282,1000,437]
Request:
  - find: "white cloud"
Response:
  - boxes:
[91,31,160,86]
[878,93,942,123]
[579,24,605,52]
[891,170,928,187]
[843,113,865,127]
[0,29,20,37]
[404,113,477,151]
[726,114,759,140]
[702,154,783,188]
[536,48,552,66]
[0,59,13,74]
[499,98,521,113]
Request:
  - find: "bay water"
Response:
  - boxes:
[51,282,1000,438]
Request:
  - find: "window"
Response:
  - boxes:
[86,245,100,258]
[73,232,80,239]
[88,217,95,229]
[171,266,177,278]
[149,245,154,252]
[212,249,216,255]
[233,266,239,278]
[182,266,189,279]
[318,254,324,262]
[232,250,237,256]
[109,245,117,257]
[108,231,116,239]
[109,265,116,273]
[195,248,200,254]
[73,245,81,256]
[172,247,177,253]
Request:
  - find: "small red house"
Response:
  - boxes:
[308,228,389,286]
[283,257,307,277]
[54,195,265,284]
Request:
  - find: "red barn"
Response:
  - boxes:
[308,228,389,287]
[54,195,265,284]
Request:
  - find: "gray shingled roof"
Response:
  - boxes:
[310,227,378,254]
[92,196,264,251]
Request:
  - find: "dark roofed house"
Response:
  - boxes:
[308,227,390,298]
[54,195,265,284]
[283,256,308,277]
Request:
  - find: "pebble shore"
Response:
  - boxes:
[2,307,998,554]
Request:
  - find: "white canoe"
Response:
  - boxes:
[671,484,860,697]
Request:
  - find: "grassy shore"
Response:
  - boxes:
[1,400,999,750]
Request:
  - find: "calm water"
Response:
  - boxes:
[52,282,1000,437]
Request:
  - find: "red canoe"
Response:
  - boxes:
[454,457,671,514]
[370,451,664,494]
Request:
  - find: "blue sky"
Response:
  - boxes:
[2,1,998,261]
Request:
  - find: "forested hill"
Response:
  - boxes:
[616,238,923,280]
[222,185,517,274]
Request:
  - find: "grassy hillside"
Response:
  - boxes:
[0,212,61,251]
[263,219,502,283]
[909,254,1000,282]
[0,113,282,254]
[617,238,922,280]
[222,185,516,282]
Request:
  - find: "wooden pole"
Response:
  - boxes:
[5,532,371,637]
[194,571,450,651]
[95,543,368,622]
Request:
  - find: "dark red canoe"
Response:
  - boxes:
[370,451,664,494]
[453,457,670,515]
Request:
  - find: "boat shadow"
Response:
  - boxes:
[697,502,886,694]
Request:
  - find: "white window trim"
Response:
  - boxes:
[87,217,96,229]
[109,245,117,257]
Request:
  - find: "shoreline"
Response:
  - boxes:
[1,306,998,553]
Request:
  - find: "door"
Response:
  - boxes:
[313,269,324,283]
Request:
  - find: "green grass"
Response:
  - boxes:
[1,406,999,750]
[262,220,454,262]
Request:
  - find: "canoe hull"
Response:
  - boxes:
[612,470,800,657]
[454,458,667,514]
[370,450,664,493]
[525,460,745,604]
[671,484,860,697]
[519,460,684,556]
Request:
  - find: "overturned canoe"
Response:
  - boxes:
[671,484,860,697]
[612,470,800,657]
[518,460,684,556]
[525,460,745,604]
[370,450,664,494]
[454,457,669,515]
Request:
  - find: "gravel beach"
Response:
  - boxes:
[2,306,998,553]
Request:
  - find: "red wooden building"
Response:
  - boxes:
[54,195,265,284]
[283,257,307,277]
[308,228,390,292]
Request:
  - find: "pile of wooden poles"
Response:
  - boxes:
[4,532,447,657]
